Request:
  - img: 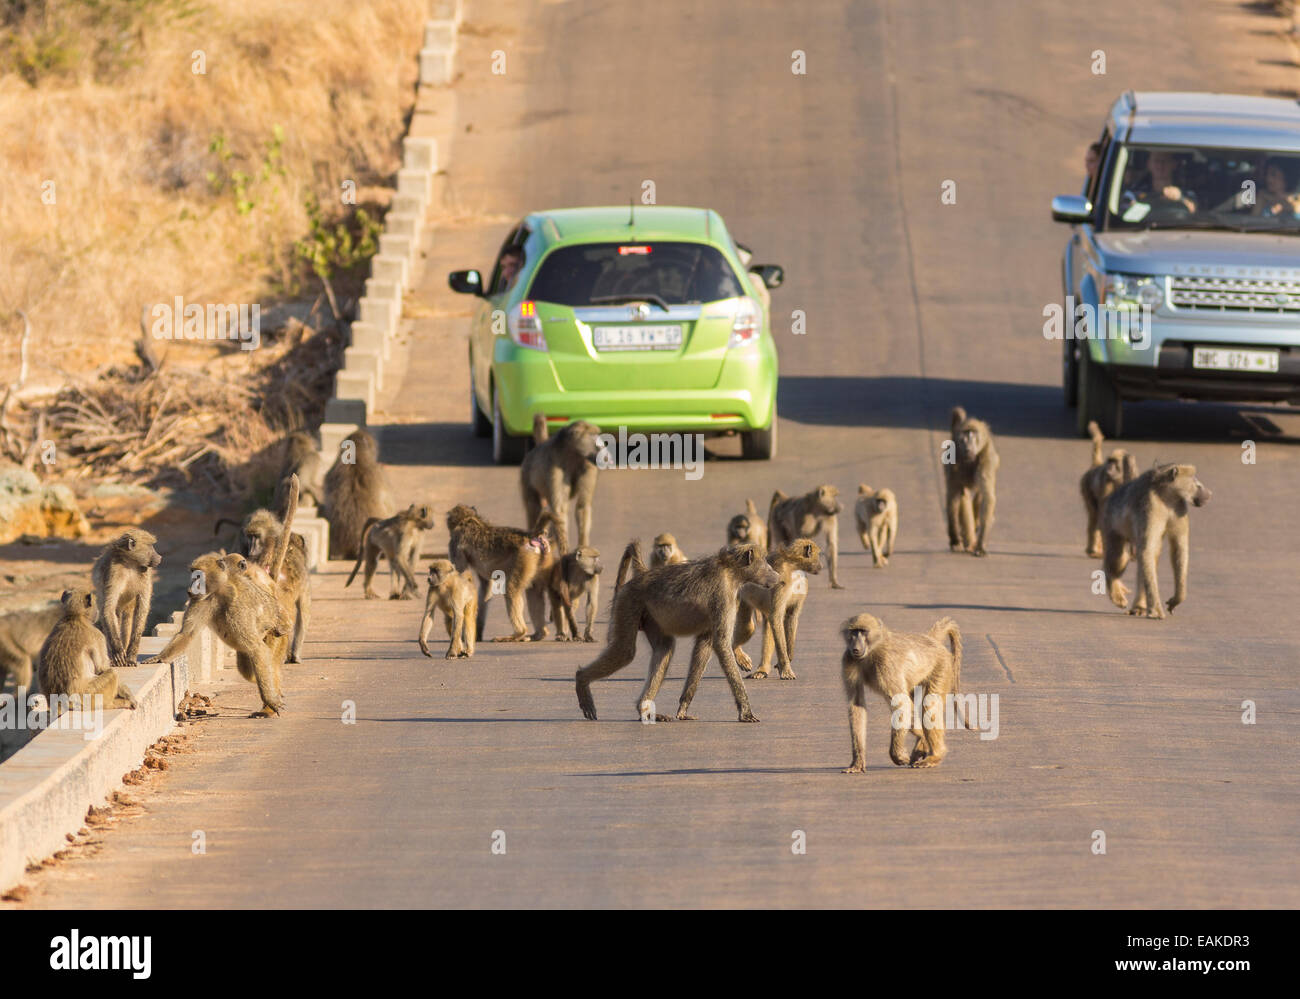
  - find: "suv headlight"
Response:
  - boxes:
[1103,273,1164,309]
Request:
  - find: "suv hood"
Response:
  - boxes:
[1095,230,1300,276]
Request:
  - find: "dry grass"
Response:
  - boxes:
[0,0,425,384]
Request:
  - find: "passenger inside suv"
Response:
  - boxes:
[1255,157,1300,217]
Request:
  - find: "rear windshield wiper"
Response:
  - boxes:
[588,294,671,312]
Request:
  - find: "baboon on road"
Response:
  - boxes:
[1101,463,1211,619]
[0,602,61,692]
[274,431,324,508]
[729,540,822,682]
[546,547,602,642]
[446,505,558,642]
[574,542,780,723]
[324,429,394,560]
[92,528,162,669]
[213,506,311,663]
[419,559,477,659]
[1081,420,1138,558]
[854,485,898,567]
[346,504,435,600]
[769,485,845,587]
[520,416,601,553]
[840,613,973,773]
[944,407,999,556]
[725,498,768,553]
[650,533,687,567]
[38,588,138,713]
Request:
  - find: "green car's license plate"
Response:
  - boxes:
[593,324,683,351]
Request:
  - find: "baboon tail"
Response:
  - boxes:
[745,497,759,518]
[767,490,786,543]
[532,412,549,445]
[270,474,298,582]
[345,515,380,588]
[932,617,974,729]
[213,518,242,536]
[1087,420,1104,466]
[613,540,645,597]
[531,508,558,539]
[950,406,967,432]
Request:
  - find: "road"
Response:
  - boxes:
[20,0,1300,907]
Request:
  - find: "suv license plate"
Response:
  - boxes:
[1192,347,1279,373]
[593,325,682,351]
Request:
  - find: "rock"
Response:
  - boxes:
[0,468,90,544]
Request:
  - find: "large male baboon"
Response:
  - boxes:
[574,542,780,723]
[92,528,162,669]
[324,429,394,560]
[769,485,845,587]
[1081,420,1138,558]
[519,416,601,553]
[944,407,999,557]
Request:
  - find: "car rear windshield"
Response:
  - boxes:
[526,242,746,306]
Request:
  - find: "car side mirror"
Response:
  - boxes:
[750,264,784,290]
[1051,195,1093,224]
[448,269,484,295]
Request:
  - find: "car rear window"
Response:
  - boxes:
[526,242,745,306]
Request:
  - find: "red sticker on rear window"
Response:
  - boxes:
[618,245,652,255]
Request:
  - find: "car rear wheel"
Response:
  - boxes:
[1076,349,1122,438]
[741,409,777,460]
[492,383,527,465]
[470,374,491,439]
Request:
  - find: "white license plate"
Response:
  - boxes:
[1192,347,1280,373]
[593,325,682,351]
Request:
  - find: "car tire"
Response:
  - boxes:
[470,374,491,439]
[1063,338,1079,408]
[1076,349,1122,438]
[741,409,777,460]
[492,383,527,465]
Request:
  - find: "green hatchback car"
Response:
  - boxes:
[449,206,783,463]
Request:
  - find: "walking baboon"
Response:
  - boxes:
[0,602,61,692]
[725,498,768,553]
[944,407,999,557]
[274,431,324,508]
[854,485,899,567]
[519,416,601,553]
[574,542,780,723]
[769,485,845,587]
[92,528,162,669]
[547,547,602,642]
[1081,420,1138,558]
[1100,463,1211,619]
[650,533,687,568]
[38,589,138,714]
[213,506,311,663]
[419,559,477,659]
[446,505,558,642]
[324,429,394,560]
[345,504,435,599]
[840,613,972,773]
[729,540,823,682]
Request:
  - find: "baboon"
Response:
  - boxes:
[419,559,478,659]
[446,505,558,642]
[574,542,780,723]
[725,498,768,553]
[147,478,299,716]
[273,431,324,508]
[345,504,435,600]
[728,540,823,682]
[1100,463,1211,619]
[0,601,61,692]
[840,612,973,773]
[547,546,602,642]
[768,485,845,588]
[38,588,138,714]
[650,533,687,568]
[324,429,394,560]
[1081,420,1138,558]
[212,506,311,664]
[219,552,278,597]
[92,528,162,669]
[944,407,999,556]
[854,485,899,567]
[519,415,601,553]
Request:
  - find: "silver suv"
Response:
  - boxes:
[1053,91,1300,436]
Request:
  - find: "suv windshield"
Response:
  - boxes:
[526,241,746,306]
[1104,144,1300,232]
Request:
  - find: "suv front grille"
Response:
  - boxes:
[1169,275,1300,313]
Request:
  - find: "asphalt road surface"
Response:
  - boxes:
[22,0,1300,907]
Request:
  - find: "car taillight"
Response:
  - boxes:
[510,300,547,351]
[728,298,760,349]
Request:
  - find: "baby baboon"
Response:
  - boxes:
[92,528,162,669]
[1081,420,1138,558]
[547,547,602,642]
[519,416,602,553]
[725,498,768,553]
[768,485,845,588]
[274,431,324,508]
[854,485,899,568]
[944,406,999,556]
[323,429,395,560]
[1100,463,1211,619]
[574,542,780,723]
[345,504,435,600]
[419,559,478,659]
[446,505,557,642]
[840,612,972,773]
[0,602,61,692]
[38,589,138,714]
[728,540,823,683]
[650,533,687,568]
